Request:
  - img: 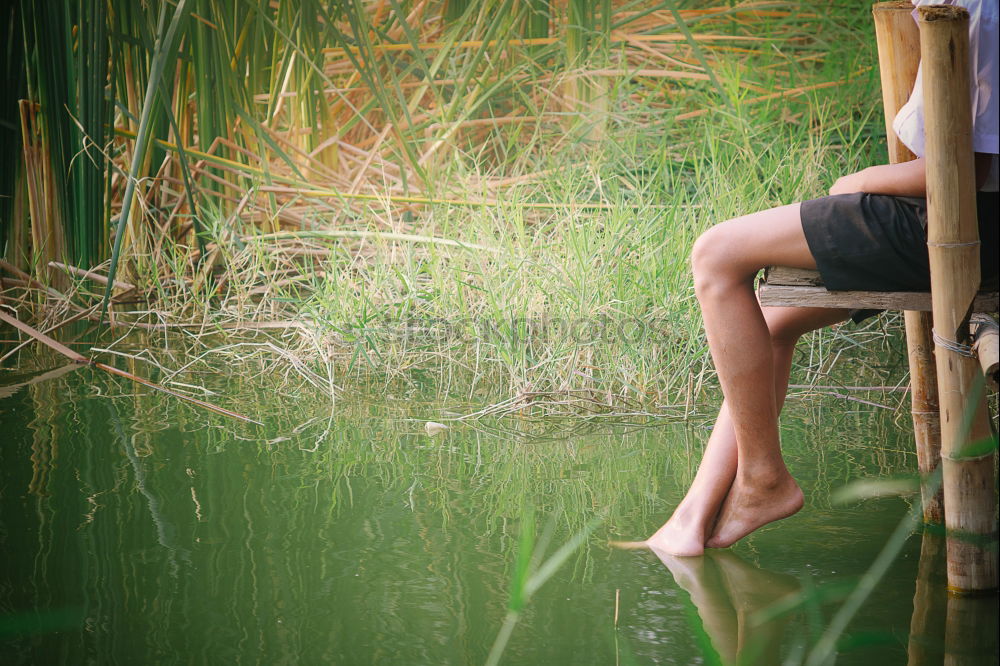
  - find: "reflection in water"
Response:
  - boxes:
[907,530,999,666]
[908,532,947,666]
[107,403,191,576]
[944,593,999,666]
[653,549,800,665]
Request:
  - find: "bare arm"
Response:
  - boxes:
[828,153,993,196]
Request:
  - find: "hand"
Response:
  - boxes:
[828,169,868,195]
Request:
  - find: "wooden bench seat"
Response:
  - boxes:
[759,266,1000,312]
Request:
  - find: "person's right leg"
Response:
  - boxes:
[690,203,852,549]
[646,302,848,556]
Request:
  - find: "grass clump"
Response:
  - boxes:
[0,1,900,412]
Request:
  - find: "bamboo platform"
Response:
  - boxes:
[759,3,998,595]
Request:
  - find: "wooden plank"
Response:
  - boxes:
[760,266,998,311]
[757,283,999,312]
[764,266,825,286]
[759,284,933,310]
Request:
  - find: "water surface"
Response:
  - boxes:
[1,358,996,664]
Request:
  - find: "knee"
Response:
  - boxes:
[691,226,742,300]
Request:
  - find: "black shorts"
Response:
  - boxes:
[800,191,999,322]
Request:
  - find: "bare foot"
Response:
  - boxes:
[706,473,803,549]
[609,514,709,557]
[644,517,708,557]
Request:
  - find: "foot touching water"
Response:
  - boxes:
[644,516,710,557]
[609,514,712,557]
[705,471,803,549]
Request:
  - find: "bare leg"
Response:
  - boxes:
[696,203,845,548]
[647,203,848,555]
[646,303,845,555]
[645,401,737,556]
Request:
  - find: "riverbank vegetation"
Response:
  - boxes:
[1,1,898,411]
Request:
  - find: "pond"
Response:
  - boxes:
[1,355,996,665]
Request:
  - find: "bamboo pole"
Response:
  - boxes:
[872,2,944,525]
[918,5,997,593]
[906,312,945,523]
[873,3,921,163]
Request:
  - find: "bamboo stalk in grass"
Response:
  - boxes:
[19,1,70,287]
[564,0,589,131]
[918,5,997,593]
[102,0,192,323]
[663,0,731,110]
[872,2,943,525]
[0,3,27,263]
[187,0,258,227]
[108,1,171,277]
[520,0,550,54]
[324,0,526,183]
[332,0,427,185]
[18,101,67,288]
[4,170,30,271]
[563,0,613,141]
[69,0,113,268]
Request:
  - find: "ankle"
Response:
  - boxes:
[667,504,713,531]
[736,464,793,488]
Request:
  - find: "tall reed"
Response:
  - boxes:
[6,0,757,289]
[17,0,112,273]
[0,4,26,266]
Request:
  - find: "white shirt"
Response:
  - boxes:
[892,0,999,190]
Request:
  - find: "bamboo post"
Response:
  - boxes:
[905,312,944,523]
[872,2,944,525]
[918,5,997,594]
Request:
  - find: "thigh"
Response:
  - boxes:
[700,203,819,276]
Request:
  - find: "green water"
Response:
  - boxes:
[1,360,996,665]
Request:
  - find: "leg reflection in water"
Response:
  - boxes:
[615,541,800,664]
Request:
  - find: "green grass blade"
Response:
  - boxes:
[663,1,732,109]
